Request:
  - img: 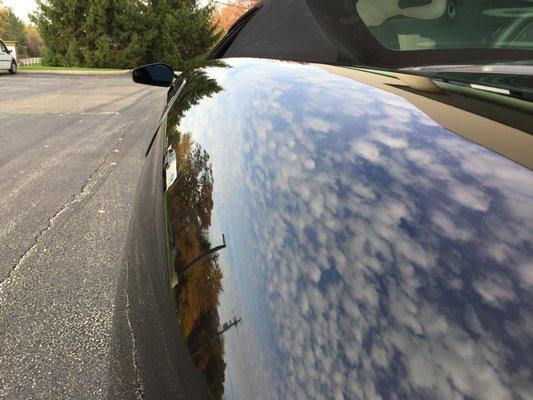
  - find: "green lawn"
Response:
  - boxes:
[19,64,126,72]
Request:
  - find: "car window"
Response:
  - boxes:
[0,41,7,52]
[356,0,533,51]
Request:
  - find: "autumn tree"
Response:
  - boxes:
[24,25,44,57]
[0,1,28,57]
[162,70,228,398]
[167,133,226,399]
[211,0,259,32]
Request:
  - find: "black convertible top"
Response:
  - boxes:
[212,0,533,69]
[223,0,338,64]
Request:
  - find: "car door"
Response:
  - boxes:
[125,57,533,399]
[0,41,11,69]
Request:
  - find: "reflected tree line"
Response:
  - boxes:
[164,65,230,399]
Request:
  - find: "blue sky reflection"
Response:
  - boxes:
[176,59,533,400]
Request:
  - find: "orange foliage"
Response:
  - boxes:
[25,25,44,57]
[211,0,259,32]
[166,131,226,397]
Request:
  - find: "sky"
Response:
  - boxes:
[172,58,533,399]
[4,0,36,22]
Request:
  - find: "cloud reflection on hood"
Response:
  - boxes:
[175,59,533,400]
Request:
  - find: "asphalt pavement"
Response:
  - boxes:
[0,71,167,398]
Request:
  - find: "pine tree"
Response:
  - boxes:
[111,0,157,68]
[31,0,89,66]
[31,0,220,69]
[84,0,112,67]
[149,0,221,69]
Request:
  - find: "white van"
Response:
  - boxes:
[0,39,17,74]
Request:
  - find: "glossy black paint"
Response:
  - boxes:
[117,58,533,399]
[132,63,175,87]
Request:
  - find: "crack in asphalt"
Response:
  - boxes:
[124,261,146,400]
[0,124,128,292]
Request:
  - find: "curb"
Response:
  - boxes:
[18,69,131,76]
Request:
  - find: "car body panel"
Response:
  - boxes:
[119,58,533,399]
[0,39,14,70]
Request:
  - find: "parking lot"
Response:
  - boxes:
[0,72,167,398]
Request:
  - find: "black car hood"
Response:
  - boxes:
[134,58,533,399]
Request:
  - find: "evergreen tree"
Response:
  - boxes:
[149,0,221,69]
[111,0,157,68]
[84,0,112,67]
[31,0,89,66]
[31,0,220,69]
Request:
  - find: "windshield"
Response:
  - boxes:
[356,0,533,51]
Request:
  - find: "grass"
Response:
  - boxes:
[19,64,126,72]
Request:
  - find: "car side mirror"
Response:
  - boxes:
[6,50,11,54]
[132,63,175,87]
